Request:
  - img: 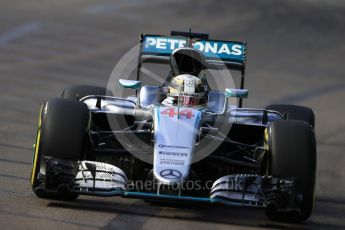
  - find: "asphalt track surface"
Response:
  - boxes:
[0,0,345,229]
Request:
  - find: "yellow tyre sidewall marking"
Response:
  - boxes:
[264,127,269,150]
[30,105,43,185]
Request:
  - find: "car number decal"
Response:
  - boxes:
[160,107,194,119]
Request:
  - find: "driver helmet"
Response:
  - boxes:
[166,74,205,106]
[164,47,207,106]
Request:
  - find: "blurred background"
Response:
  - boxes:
[0,0,344,229]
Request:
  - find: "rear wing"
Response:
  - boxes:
[139,34,247,71]
[136,31,247,107]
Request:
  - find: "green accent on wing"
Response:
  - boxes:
[225,88,248,98]
[118,79,142,89]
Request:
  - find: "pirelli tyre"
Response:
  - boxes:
[265,120,316,222]
[30,98,90,200]
[265,104,315,128]
[61,85,111,100]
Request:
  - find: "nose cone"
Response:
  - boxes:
[153,106,202,184]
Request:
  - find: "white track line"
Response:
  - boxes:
[0,21,41,46]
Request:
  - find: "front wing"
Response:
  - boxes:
[42,159,302,211]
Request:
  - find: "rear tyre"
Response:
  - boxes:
[265,104,315,128]
[30,98,90,200]
[265,120,316,222]
[61,85,111,100]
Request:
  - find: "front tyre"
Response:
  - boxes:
[30,98,90,200]
[265,120,316,222]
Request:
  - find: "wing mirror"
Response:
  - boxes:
[118,79,142,89]
[225,88,248,98]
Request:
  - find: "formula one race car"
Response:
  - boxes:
[30,31,316,222]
